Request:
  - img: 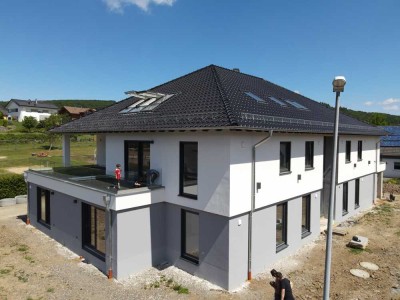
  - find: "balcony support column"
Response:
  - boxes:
[62,134,71,167]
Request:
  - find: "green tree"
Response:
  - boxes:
[368,113,388,126]
[21,116,38,132]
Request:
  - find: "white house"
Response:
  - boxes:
[24,65,386,291]
[6,99,58,122]
[380,126,400,178]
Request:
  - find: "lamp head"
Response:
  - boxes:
[332,76,346,92]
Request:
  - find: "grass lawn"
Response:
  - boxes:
[0,139,96,174]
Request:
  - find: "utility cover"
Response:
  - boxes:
[350,269,370,278]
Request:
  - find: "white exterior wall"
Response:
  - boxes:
[96,134,106,167]
[105,132,231,217]
[6,101,58,121]
[337,136,381,184]
[381,157,400,178]
[229,132,324,216]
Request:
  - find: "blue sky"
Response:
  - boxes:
[0,0,399,113]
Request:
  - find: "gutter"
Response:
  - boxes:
[248,130,273,280]
[103,194,113,279]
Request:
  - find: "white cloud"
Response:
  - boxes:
[378,98,400,111]
[364,101,374,106]
[383,105,399,111]
[104,0,176,12]
[381,98,400,105]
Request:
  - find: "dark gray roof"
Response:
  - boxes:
[51,65,386,136]
[7,99,58,109]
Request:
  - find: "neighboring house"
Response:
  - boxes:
[0,105,8,120]
[59,106,96,120]
[5,99,58,122]
[25,65,386,291]
[380,126,400,178]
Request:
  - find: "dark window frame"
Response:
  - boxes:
[276,202,288,252]
[345,141,351,163]
[181,210,199,264]
[82,203,106,261]
[124,140,152,182]
[179,142,198,199]
[37,187,51,228]
[280,142,291,174]
[305,141,314,169]
[357,140,363,161]
[343,182,349,215]
[394,162,400,170]
[301,195,311,238]
[355,178,360,209]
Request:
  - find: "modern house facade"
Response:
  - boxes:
[6,99,58,122]
[380,126,400,178]
[25,65,386,291]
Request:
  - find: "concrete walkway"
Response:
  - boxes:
[0,203,26,220]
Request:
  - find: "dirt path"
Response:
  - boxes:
[0,200,399,299]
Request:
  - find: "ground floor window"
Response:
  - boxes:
[301,195,311,237]
[276,202,288,251]
[82,203,106,260]
[355,179,360,209]
[394,162,400,170]
[37,187,51,227]
[181,210,199,264]
[343,182,348,215]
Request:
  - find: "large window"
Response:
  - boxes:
[276,203,287,251]
[301,195,311,237]
[179,142,198,199]
[345,141,351,163]
[355,179,360,209]
[357,141,363,161]
[280,142,291,173]
[181,210,199,264]
[394,162,400,170]
[37,187,50,227]
[82,203,106,260]
[305,141,314,169]
[124,141,151,183]
[343,182,348,215]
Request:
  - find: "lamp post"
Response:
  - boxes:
[323,76,346,299]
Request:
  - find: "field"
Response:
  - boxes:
[0,138,96,175]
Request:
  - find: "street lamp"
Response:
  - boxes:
[323,76,346,299]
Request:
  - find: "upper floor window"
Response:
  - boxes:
[124,141,151,184]
[82,203,106,260]
[301,195,311,237]
[37,187,51,227]
[276,202,288,252]
[357,141,362,161]
[305,141,314,169]
[280,142,291,174]
[180,142,198,199]
[181,210,199,264]
[345,141,351,163]
[394,162,400,170]
[343,182,348,215]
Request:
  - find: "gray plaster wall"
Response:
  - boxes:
[114,203,166,279]
[334,174,374,223]
[27,183,107,274]
[164,203,230,290]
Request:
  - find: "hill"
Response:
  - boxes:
[0,100,115,109]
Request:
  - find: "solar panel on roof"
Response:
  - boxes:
[285,100,309,110]
[245,92,266,104]
[268,96,287,106]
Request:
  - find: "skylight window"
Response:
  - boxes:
[285,100,309,110]
[245,92,266,104]
[119,92,174,114]
[268,96,287,107]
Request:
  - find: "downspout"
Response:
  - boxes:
[103,194,113,279]
[248,130,273,281]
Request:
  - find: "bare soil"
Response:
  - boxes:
[0,198,400,300]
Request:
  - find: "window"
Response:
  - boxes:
[179,142,198,199]
[280,142,291,173]
[245,92,267,104]
[276,203,288,251]
[285,100,309,110]
[82,203,106,260]
[357,141,362,161]
[343,182,348,215]
[305,141,314,169]
[345,141,351,163]
[8,108,18,113]
[268,96,287,106]
[395,162,400,170]
[301,195,311,237]
[181,210,199,264]
[355,179,360,209]
[37,187,50,227]
[124,141,151,183]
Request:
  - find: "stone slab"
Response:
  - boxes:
[350,269,370,278]
[347,235,369,249]
[360,262,379,271]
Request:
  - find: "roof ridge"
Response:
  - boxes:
[211,66,238,126]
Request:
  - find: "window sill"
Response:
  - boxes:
[358,159,362,162]
[355,205,360,209]
[342,211,348,216]
[83,245,106,262]
[305,167,315,171]
[279,171,292,176]
[301,231,311,239]
[180,255,199,265]
[276,243,288,253]
[345,161,351,164]
[178,193,197,200]
[38,220,51,229]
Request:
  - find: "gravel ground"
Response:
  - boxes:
[1,196,400,299]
